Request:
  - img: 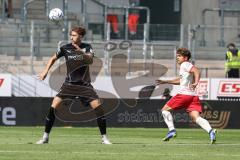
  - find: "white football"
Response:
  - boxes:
[49,8,64,22]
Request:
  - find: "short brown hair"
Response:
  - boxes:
[71,26,86,37]
[176,48,191,60]
[227,43,236,48]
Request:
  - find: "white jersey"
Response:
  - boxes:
[178,61,197,96]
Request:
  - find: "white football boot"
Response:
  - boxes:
[36,138,48,144]
[101,135,112,144]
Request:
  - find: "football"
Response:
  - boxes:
[48,8,64,22]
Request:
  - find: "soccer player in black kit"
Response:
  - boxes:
[36,26,111,144]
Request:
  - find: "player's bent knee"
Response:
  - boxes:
[189,111,200,122]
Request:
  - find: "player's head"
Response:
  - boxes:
[176,48,191,64]
[70,26,86,44]
[227,43,236,50]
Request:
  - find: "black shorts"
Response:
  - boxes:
[56,82,99,105]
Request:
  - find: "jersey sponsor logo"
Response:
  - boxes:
[217,80,240,97]
[0,78,4,87]
[68,55,83,61]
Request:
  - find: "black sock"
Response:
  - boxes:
[94,106,106,135]
[45,107,55,134]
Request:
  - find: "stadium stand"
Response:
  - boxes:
[0,0,226,78]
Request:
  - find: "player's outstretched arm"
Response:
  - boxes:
[156,77,180,85]
[38,53,58,80]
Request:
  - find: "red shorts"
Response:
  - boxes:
[166,94,202,113]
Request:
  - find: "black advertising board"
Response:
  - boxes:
[0,97,239,128]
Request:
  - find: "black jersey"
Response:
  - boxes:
[56,42,94,84]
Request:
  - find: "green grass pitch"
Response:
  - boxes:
[0,127,239,160]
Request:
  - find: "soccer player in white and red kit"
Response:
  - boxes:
[156,48,217,144]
